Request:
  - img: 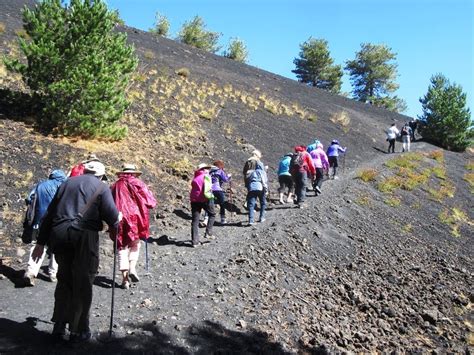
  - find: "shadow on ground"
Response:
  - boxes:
[0,317,308,354]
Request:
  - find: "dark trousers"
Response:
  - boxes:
[247,190,266,223]
[314,168,324,190]
[294,171,308,204]
[52,228,99,333]
[388,138,396,153]
[191,201,215,245]
[213,191,226,217]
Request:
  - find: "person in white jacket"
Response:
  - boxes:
[386,123,400,153]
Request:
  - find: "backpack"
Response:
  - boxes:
[21,193,38,244]
[401,126,409,136]
[290,152,305,170]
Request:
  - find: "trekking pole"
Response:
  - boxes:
[229,180,234,220]
[145,238,149,272]
[109,225,119,337]
[342,153,346,175]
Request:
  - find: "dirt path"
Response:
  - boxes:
[1,144,472,354]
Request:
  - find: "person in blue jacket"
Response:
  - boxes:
[326,140,347,179]
[22,169,67,286]
[277,153,294,204]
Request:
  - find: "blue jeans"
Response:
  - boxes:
[294,171,308,204]
[247,190,266,223]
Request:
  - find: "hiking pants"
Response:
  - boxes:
[328,156,338,177]
[388,138,396,153]
[278,175,294,194]
[247,190,266,223]
[118,239,140,272]
[52,228,99,333]
[213,190,226,218]
[191,200,215,245]
[294,171,308,204]
[402,135,410,152]
[314,168,324,191]
[26,242,57,278]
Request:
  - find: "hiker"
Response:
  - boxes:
[326,140,347,179]
[408,119,418,142]
[277,153,294,204]
[386,123,399,154]
[110,164,156,289]
[190,163,216,247]
[306,139,320,154]
[290,146,315,208]
[68,153,100,177]
[209,160,232,224]
[32,161,119,343]
[246,160,268,225]
[22,169,67,286]
[309,143,329,195]
[400,123,412,152]
[243,149,263,182]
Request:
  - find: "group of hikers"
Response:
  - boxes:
[19,136,347,343]
[386,119,418,153]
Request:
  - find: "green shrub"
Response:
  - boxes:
[4,0,138,140]
[177,16,221,53]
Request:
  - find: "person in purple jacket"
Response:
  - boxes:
[326,140,347,179]
[209,160,232,224]
[309,143,329,195]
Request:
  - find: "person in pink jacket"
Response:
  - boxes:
[110,164,157,289]
[309,143,329,195]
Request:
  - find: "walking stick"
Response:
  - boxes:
[342,153,346,175]
[109,225,118,337]
[229,180,234,220]
[145,238,149,272]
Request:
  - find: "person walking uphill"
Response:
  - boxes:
[246,161,268,225]
[22,169,67,286]
[290,146,315,208]
[309,143,329,195]
[32,161,119,343]
[209,160,231,225]
[326,140,347,179]
[110,164,156,289]
[277,153,294,204]
[190,163,216,247]
[386,123,399,154]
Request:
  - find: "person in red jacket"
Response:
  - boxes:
[110,164,157,289]
[68,153,100,177]
[290,145,315,208]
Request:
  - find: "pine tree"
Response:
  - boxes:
[223,38,248,63]
[292,38,342,94]
[177,16,221,53]
[5,0,138,139]
[150,12,170,37]
[345,43,406,113]
[419,74,472,151]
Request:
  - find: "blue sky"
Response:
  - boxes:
[107,0,473,118]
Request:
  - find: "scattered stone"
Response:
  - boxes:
[422,309,439,325]
[238,320,247,329]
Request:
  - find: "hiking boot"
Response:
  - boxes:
[220,217,227,225]
[48,274,57,283]
[333,176,339,180]
[121,280,130,290]
[279,199,285,205]
[69,330,92,344]
[204,233,216,240]
[192,243,202,248]
[258,218,266,223]
[248,221,254,226]
[52,322,67,336]
[315,186,322,194]
[129,273,140,283]
[22,272,35,287]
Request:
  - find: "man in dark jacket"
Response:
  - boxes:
[32,161,119,343]
[290,146,315,208]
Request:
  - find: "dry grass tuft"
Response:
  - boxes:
[330,111,350,133]
[176,67,190,78]
[384,196,401,207]
[0,22,5,33]
[357,168,378,182]
[438,207,473,237]
[427,150,444,162]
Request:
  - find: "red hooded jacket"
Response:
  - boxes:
[291,146,316,176]
[110,174,157,249]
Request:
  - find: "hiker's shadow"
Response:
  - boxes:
[372,146,389,154]
[94,275,119,289]
[0,317,55,352]
[0,264,26,288]
[173,209,192,221]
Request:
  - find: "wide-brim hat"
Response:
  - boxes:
[117,163,142,176]
[197,163,212,170]
[82,153,100,164]
[84,161,106,177]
